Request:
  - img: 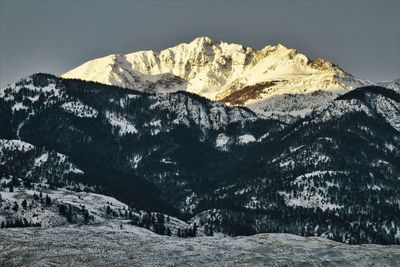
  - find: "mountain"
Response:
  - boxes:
[378,78,400,92]
[62,37,367,121]
[1,73,400,244]
[0,74,283,216]
[196,85,400,244]
[0,146,193,236]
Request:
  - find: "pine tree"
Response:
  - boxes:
[84,209,90,224]
[45,195,51,206]
[59,204,67,216]
[21,199,27,210]
[23,179,32,189]
[154,213,166,235]
[66,204,73,223]
[12,201,19,212]
[209,225,214,236]
[192,223,197,237]
[106,205,112,215]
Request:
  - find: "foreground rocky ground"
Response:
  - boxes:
[1,226,400,266]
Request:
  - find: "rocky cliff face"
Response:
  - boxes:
[62,37,361,121]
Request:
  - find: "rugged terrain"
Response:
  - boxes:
[1,226,400,266]
[1,73,399,245]
[62,37,373,121]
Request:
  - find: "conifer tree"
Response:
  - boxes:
[45,195,52,206]
[12,201,19,212]
[192,223,197,237]
[84,209,90,224]
[21,199,27,210]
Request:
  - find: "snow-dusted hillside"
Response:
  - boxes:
[0,139,84,186]
[62,37,370,121]
[0,74,282,233]
[1,226,400,266]
[1,73,400,244]
[0,74,261,136]
[0,185,192,236]
[379,78,400,92]
[0,138,200,237]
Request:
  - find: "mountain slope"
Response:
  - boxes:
[196,85,400,244]
[62,37,362,121]
[1,74,400,244]
[0,73,282,217]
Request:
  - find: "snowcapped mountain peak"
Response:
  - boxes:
[62,37,360,120]
[191,36,214,46]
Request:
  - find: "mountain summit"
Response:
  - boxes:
[62,37,360,120]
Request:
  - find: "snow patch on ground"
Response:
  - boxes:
[129,154,142,169]
[34,153,49,167]
[11,102,28,113]
[0,139,34,153]
[245,196,261,210]
[145,119,162,136]
[279,170,347,211]
[215,134,230,151]
[61,101,98,118]
[238,134,256,145]
[373,95,400,131]
[105,111,138,136]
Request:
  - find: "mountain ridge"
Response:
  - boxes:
[62,37,365,121]
[1,73,400,244]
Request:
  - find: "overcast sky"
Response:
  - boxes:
[0,0,399,87]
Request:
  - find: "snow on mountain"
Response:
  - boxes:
[373,94,400,131]
[314,86,400,132]
[2,74,399,244]
[279,170,346,211]
[0,138,84,182]
[215,133,230,151]
[238,134,256,145]
[0,139,34,153]
[62,37,363,120]
[61,101,99,118]
[0,74,263,142]
[378,78,400,92]
[105,111,138,136]
[148,93,257,130]
[0,185,191,235]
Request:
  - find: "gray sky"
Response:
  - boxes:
[1,0,399,87]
